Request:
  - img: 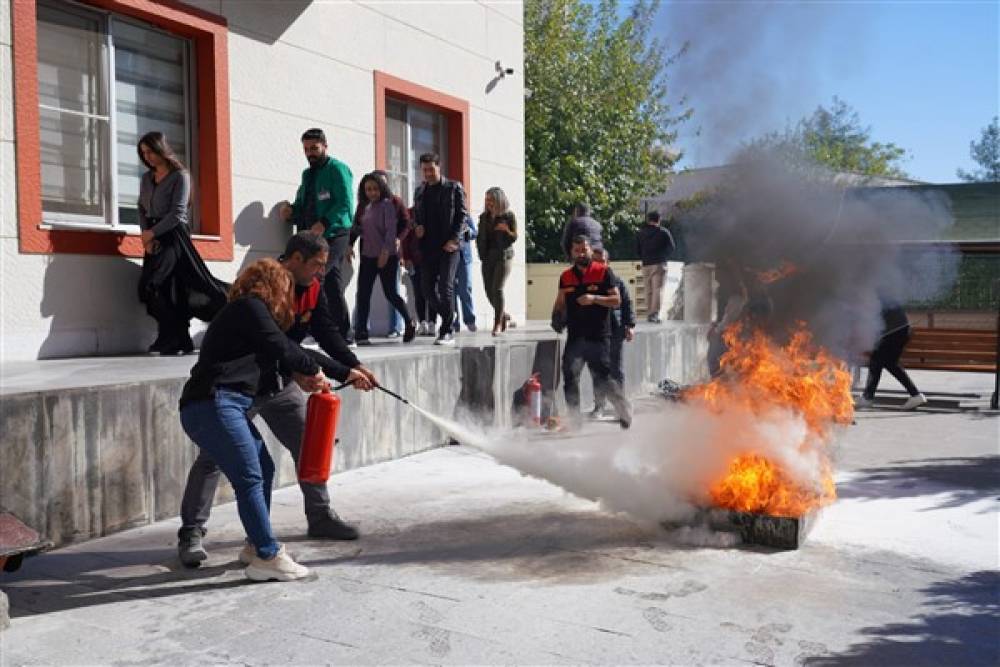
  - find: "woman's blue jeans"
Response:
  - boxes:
[180,389,280,559]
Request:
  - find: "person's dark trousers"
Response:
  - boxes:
[354,256,411,339]
[410,266,436,325]
[323,232,352,339]
[864,327,920,399]
[562,337,631,423]
[179,389,281,560]
[482,257,512,324]
[144,278,192,347]
[180,382,335,532]
[420,251,460,335]
[594,329,626,410]
[452,257,476,331]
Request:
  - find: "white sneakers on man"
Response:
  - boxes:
[901,393,928,411]
[245,544,309,582]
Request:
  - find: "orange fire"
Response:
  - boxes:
[686,323,853,517]
[755,261,799,285]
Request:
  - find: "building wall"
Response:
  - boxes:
[0,0,525,360]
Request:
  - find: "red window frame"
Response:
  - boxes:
[374,71,470,196]
[11,0,233,260]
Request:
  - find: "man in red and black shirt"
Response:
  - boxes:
[177,232,379,567]
[552,235,632,429]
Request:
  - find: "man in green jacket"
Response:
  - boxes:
[280,128,355,342]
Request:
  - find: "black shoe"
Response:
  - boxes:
[177,526,208,568]
[619,416,632,430]
[434,332,456,346]
[307,515,359,540]
[403,321,417,343]
[356,337,373,347]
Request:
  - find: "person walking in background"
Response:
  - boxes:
[179,259,338,582]
[551,236,632,430]
[401,208,436,336]
[452,213,478,333]
[177,234,377,568]
[351,174,417,345]
[279,128,355,343]
[856,299,927,410]
[635,211,675,323]
[560,203,603,260]
[590,246,635,418]
[137,131,228,356]
[477,186,518,336]
[413,153,468,346]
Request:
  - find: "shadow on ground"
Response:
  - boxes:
[302,509,706,584]
[804,570,1000,666]
[3,542,256,618]
[838,456,1000,512]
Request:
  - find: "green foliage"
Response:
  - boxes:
[524,0,688,261]
[743,97,910,178]
[957,116,1000,183]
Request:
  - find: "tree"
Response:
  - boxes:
[743,97,909,178]
[957,116,1000,182]
[525,0,688,261]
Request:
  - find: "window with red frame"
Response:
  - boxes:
[36,0,199,232]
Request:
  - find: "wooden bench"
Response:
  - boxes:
[901,327,998,373]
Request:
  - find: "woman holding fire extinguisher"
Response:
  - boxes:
[179,258,367,582]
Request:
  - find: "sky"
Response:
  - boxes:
[648,0,1000,183]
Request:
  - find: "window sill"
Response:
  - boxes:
[40,221,141,235]
[39,222,221,242]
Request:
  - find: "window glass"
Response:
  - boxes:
[384,99,447,207]
[386,100,409,205]
[37,5,109,219]
[35,2,195,228]
[112,19,191,226]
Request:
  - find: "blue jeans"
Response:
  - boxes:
[180,390,280,560]
[452,258,476,331]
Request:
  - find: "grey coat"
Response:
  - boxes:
[138,169,190,238]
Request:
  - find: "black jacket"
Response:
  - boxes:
[414,177,468,257]
[271,279,359,390]
[180,297,320,407]
[612,277,636,333]
[561,216,603,258]
[635,224,675,266]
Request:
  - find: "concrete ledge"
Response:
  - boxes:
[0,323,708,547]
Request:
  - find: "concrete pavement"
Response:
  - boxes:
[1,371,997,665]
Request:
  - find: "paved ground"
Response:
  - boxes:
[1,372,997,666]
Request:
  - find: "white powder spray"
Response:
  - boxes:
[405,398,837,527]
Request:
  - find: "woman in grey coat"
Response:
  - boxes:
[137,132,227,355]
[475,187,517,336]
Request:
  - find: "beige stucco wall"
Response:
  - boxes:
[0,0,525,360]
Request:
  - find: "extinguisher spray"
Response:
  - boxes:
[524,373,542,426]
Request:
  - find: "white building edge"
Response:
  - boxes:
[1,0,526,361]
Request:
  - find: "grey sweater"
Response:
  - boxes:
[138,169,190,238]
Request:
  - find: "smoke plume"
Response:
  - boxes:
[661,2,866,166]
[678,156,960,356]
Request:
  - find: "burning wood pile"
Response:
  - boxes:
[678,321,855,548]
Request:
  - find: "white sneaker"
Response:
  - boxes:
[854,395,874,408]
[238,543,255,565]
[901,393,928,411]
[245,544,310,582]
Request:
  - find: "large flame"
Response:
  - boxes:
[686,323,853,517]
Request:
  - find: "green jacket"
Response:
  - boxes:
[291,157,354,237]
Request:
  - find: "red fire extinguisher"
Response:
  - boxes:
[298,386,342,484]
[524,373,542,426]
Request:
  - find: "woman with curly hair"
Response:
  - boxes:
[179,258,324,582]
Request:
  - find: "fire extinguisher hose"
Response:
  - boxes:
[329,378,410,406]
